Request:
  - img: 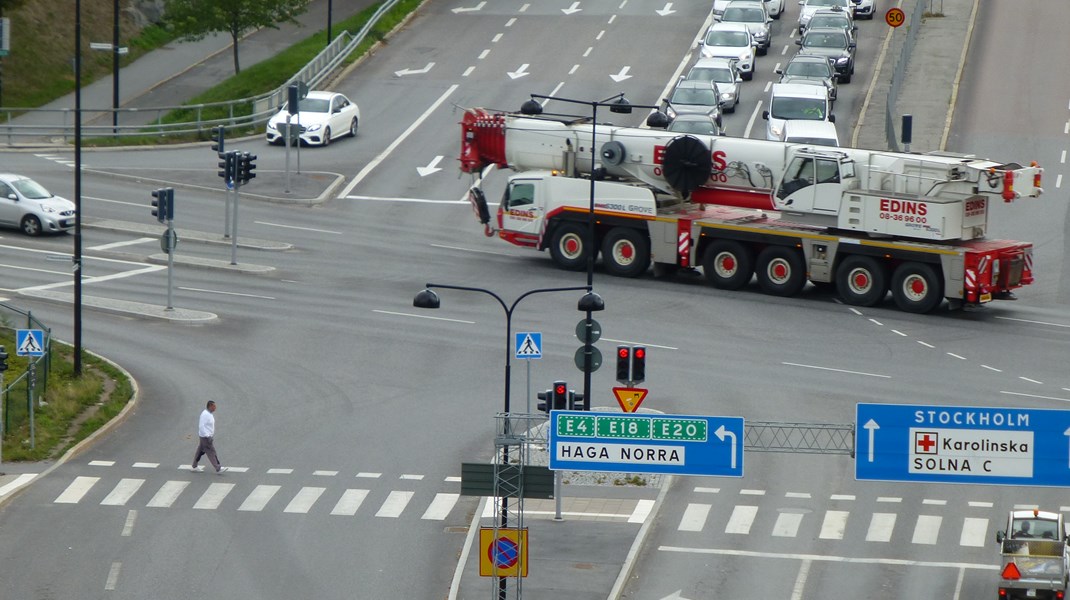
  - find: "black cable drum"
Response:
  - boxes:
[662,135,712,195]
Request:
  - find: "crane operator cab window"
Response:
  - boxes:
[505,182,536,208]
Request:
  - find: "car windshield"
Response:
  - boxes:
[786,61,832,78]
[810,16,849,29]
[299,98,331,113]
[808,0,848,7]
[723,7,764,22]
[771,97,827,120]
[669,119,718,135]
[803,32,847,49]
[671,87,718,106]
[706,30,751,47]
[690,66,735,84]
[11,179,51,200]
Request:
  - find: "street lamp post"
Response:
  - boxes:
[414,283,603,599]
[518,94,664,405]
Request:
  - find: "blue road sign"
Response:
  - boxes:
[856,403,1070,487]
[15,329,44,357]
[549,410,744,477]
[515,332,542,360]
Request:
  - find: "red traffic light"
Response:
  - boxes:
[554,383,567,395]
[633,347,645,360]
[618,347,630,359]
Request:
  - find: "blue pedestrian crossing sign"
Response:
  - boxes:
[515,332,542,360]
[16,329,45,357]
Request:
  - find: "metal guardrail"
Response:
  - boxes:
[885,0,928,152]
[0,0,401,145]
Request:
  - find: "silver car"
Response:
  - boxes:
[665,80,725,123]
[720,1,772,55]
[798,0,853,34]
[0,173,77,236]
[684,57,742,113]
[776,54,839,102]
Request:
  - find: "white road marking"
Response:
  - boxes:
[55,476,100,503]
[122,510,137,537]
[866,513,896,542]
[444,476,461,482]
[923,499,947,505]
[373,309,475,324]
[725,505,758,534]
[376,490,414,518]
[313,470,338,477]
[343,195,466,204]
[100,478,145,506]
[819,510,849,540]
[104,562,121,590]
[830,494,855,501]
[147,481,189,508]
[960,517,989,547]
[192,482,235,510]
[790,559,811,600]
[331,489,369,516]
[773,512,804,537]
[267,468,293,474]
[238,485,281,512]
[132,462,158,468]
[782,362,890,378]
[912,515,941,545]
[876,497,902,503]
[177,287,275,300]
[659,545,999,570]
[356,472,382,479]
[400,474,424,480]
[89,460,115,466]
[785,492,811,499]
[87,237,156,251]
[253,221,342,234]
[629,499,655,523]
[678,503,711,532]
[740,489,765,496]
[0,473,38,497]
[284,487,326,514]
[422,493,460,520]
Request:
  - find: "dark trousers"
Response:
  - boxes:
[193,436,221,471]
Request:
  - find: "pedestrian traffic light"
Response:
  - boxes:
[632,346,646,383]
[239,152,257,184]
[552,380,568,410]
[218,151,236,181]
[150,187,173,222]
[616,345,631,383]
[0,345,8,372]
[210,126,225,153]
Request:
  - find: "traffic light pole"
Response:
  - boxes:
[231,178,240,265]
[165,215,175,310]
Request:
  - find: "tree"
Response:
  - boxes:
[163,0,309,74]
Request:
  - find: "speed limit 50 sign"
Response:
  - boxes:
[886,7,905,27]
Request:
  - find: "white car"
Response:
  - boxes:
[764,0,785,18]
[798,0,853,34]
[700,23,757,80]
[0,173,77,236]
[266,91,360,147]
[712,0,733,19]
[852,0,875,19]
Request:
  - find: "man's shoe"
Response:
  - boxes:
[193,465,205,473]
[216,467,228,475]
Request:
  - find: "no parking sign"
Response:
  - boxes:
[478,527,528,577]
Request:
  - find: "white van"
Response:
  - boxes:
[781,119,840,146]
[762,82,833,141]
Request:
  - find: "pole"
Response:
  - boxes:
[231,180,239,265]
[284,116,292,193]
[327,0,333,45]
[112,0,119,134]
[74,0,84,377]
[165,220,175,310]
[583,103,597,408]
[28,362,35,449]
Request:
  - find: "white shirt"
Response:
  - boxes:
[198,409,215,438]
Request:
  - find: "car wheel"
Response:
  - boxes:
[601,227,651,278]
[349,117,358,138]
[891,262,944,313]
[742,70,753,81]
[549,222,591,271]
[20,215,43,236]
[836,255,888,307]
[840,71,851,84]
[755,245,806,296]
[758,46,768,56]
[702,240,754,290]
[322,127,332,146]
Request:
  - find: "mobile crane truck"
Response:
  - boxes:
[996,509,1070,599]
[458,106,1044,313]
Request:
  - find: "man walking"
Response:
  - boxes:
[192,400,227,474]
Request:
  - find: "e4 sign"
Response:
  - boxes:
[856,403,1070,487]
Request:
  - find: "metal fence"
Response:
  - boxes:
[0,301,52,438]
[0,0,402,145]
[884,0,929,152]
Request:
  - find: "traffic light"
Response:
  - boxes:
[287,84,300,115]
[150,188,173,222]
[569,390,586,411]
[616,345,631,383]
[239,152,257,184]
[0,345,8,372]
[218,151,236,181]
[210,126,225,153]
[631,346,646,383]
[537,388,552,413]
[552,380,569,410]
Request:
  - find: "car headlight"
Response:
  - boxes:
[721,92,734,101]
[666,106,678,119]
[41,205,58,214]
[304,123,322,132]
[754,31,767,40]
[267,122,278,131]
[770,123,783,138]
[739,53,751,64]
[836,56,849,65]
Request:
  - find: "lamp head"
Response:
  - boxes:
[413,288,440,309]
[520,98,544,116]
[578,291,605,312]
[609,96,632,114]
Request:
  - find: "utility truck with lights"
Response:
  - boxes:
[459,105,1044,313]
[995,509,1070,599]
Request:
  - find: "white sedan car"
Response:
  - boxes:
[266,91,360,147]
[0,173,77,236]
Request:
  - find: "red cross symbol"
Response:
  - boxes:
[915,432,937,454]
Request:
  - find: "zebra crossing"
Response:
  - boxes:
[49,469,467,521]
[674,486,999,548]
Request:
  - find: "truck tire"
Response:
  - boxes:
[549,222,591,271]
[602,228,651,278]
[702,240,754,290]
[755,245,806,296]
[891,262,944,313]
[836,255,888,307]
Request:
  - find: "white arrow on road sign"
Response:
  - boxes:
[562,1,582,15]
[507,64,530,79]
[656,2,677,16]
[417,155,444,177]
[610,66,632,83]
[864,418,879,462]
[394,62,435,77]
[715,425,737,470]
[452,1,485,13]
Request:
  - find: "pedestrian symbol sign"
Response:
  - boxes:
[515,332,542,360]
[15,329,44,357]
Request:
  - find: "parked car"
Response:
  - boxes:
[665,80,725,123]
[796,26,856,83]
[0,174,77,236]
[720,1,772,55]
[667,113,726,136]
[683,57,742,112]
[776,53,839,102]
[798,0,853,34]
[700,22,757,80]
[266,91,360,146]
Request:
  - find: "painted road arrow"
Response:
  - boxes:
[660,592,695,600]
[507,63,530,79]
[656,2,677,16]
[394,62,435,77]
[417,155,444,177]
[610,66,632,83]
[562,1,582,15]
[452,1,485,13]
